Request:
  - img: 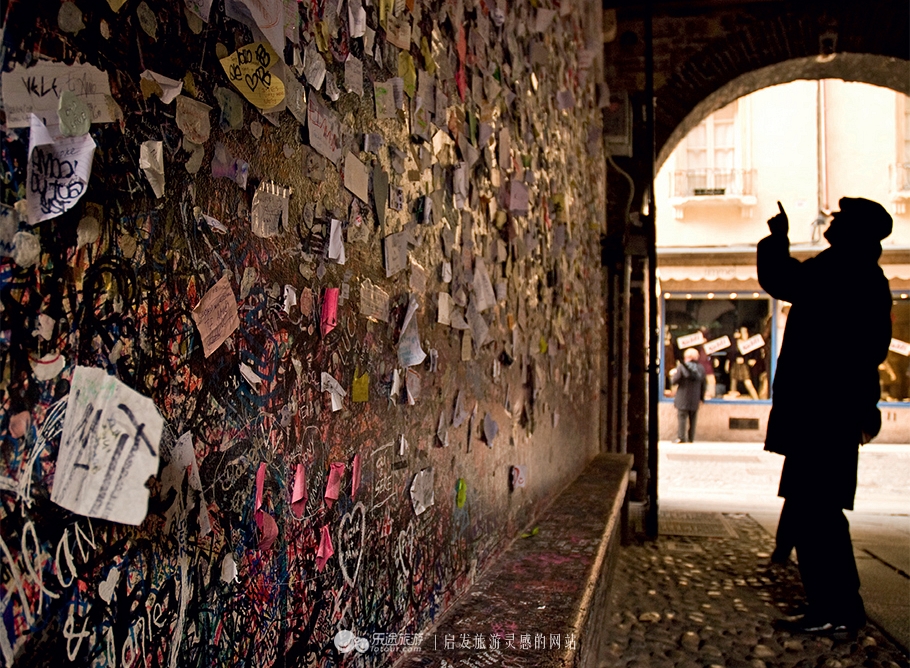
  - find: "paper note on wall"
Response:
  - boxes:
[352,371,369,402]
[308,96,343,164]
[344,152,370,203]
[175,95,212,144]
[219,42,286,109]
[139,140,165,198]
[316,525,334,571]
[321,287,339,336]
[192,275,241,357]
[328,218,346,264]
[3,62,116,128]
[51,365,163,525]
[324,461,345,506]
[139,69,183,103]
[410,467,435,516]
[398,297,427,367]
[383,230,409,277]
[251,181,291,238]
[472,258,496,312]
[27,114,96,224]
[359,279,390,322]
[321,372,346,411]
[291,463,307,517]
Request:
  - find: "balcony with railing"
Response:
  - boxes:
[890,163,910,214]
[668,169,757,218]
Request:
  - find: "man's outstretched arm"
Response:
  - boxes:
[757,202,804,302]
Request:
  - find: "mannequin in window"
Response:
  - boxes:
[729,326,760,399]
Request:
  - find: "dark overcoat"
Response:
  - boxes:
[757,234,892,509]
[671,361,706,412]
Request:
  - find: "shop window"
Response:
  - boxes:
[880,296,910,402]
[663,294,772,401]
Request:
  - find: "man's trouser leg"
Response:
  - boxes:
[687,410,698,442]
[677,410,688,441]
[791,498,865,627]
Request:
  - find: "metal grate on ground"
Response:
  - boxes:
[659,510,739,538]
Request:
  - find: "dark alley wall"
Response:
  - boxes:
[0,0,606,664]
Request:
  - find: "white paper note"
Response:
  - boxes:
[472,257,496,312]
[383,230,409,277]
[27,114,96,225]
[344,151,370,203]
[139,140,165,198]
[307,96,342,164]
[3,62,115,128]
[360,279,390,322]
[328,218,346,264]
[140,69,183,103]
[398,296,427,368]
[251,181,291,238]
[409,467,434,516]
[52,366,164,525]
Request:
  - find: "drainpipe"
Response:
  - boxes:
[644,3,660,539]
[818,80,828,213]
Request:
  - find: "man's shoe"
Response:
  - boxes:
[775,614,861,641]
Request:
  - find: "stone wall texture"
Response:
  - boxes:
[0,0,606,664]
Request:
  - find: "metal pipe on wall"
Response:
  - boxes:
[644,3,660,539]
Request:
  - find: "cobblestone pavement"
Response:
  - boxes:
[604,514,910,668]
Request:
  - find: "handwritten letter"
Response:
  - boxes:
[52,366,164,525]
[192,276,241,357]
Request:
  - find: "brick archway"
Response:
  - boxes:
[657,53,910,169]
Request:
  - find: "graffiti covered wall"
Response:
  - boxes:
[0,0,606,664]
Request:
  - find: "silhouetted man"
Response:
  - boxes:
[758,198,892,639]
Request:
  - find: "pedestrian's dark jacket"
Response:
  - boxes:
[671,360,706,412]
[757,233,892,509]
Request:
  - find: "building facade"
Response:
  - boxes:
[655,81,910,442]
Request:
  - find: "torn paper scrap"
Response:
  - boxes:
[175,95,212,144]
[324,461,345,506]
[308,96,342,164]
[344,55,364,96]
[437,292,453,325]
[320,288,339,336]
[405,368,421,404]
[351,454,361,498]
[236,0,286,56]
[383,230,409,278]
[328,218,346,264]
[472,258,496,312]
[139,69,183,103]
[139,140,165,198]
[192,275,240,357]
[251,181,291,238]
[436,411,448,447]
[352,371,369,402]
[219,42,286,109]
[221,553,238,583]
[257,508,278,550]
[510,465,527,489]
[398,297,427,368]
[509,179,529,215]
[291,463,307,518]
[344,152,370,203]
[359,279,390,322]
[316,525,334,571]
[410,467,435,516]
[27,114,96,225]
[321,372,346,411]
[52,365,163,525]
[3,61,115,128]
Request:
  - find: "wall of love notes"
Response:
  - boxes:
[0,0,607,664]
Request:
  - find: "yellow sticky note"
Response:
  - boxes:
[219,42,286,110]
[352,372,369,403]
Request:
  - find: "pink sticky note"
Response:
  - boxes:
[258,512,279,550]
[315,525,334,571]
[351,454,362,498]
[255,462,266,511]
[324,462,345,508]
[321,288,339,336]
[291,463,307,518]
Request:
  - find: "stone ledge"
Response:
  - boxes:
[394,453,634,668]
